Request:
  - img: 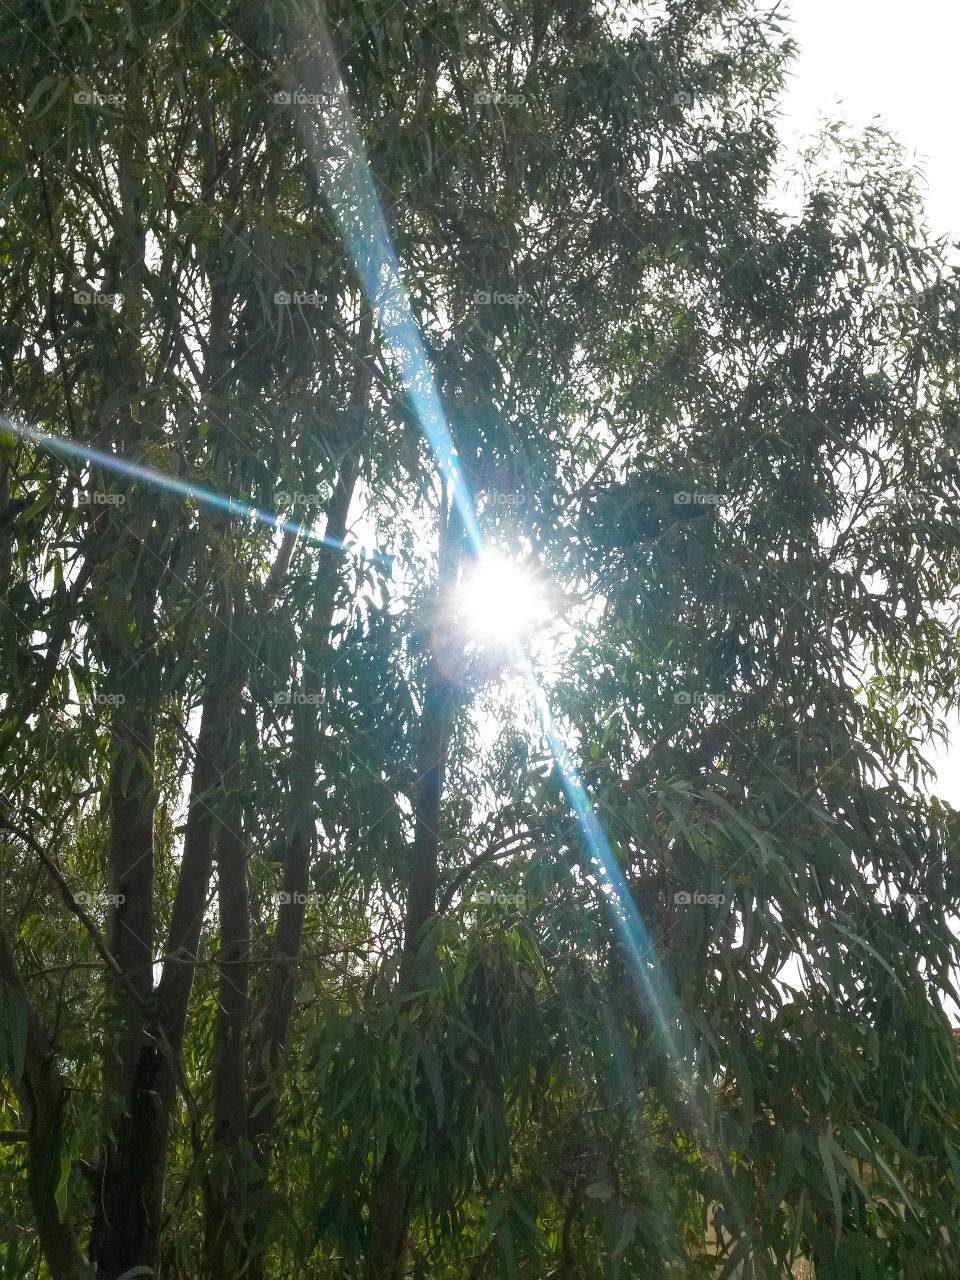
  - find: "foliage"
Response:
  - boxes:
[1,0,959,1277]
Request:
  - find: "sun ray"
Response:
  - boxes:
[1,415,386,566]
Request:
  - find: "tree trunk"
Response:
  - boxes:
[245,317,372,1276]
[203,796,252,1279]
[88,627,235,1277]
[399,649,459,984]
[87,1044,167,1279]
[246,450,359,1158]
[89,533,295,1277]
[107,704,156,1081]
[369,505,464,1277]
[89,699,160,1278]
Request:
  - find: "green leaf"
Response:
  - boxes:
[818,1129,843,1239]
[611,1204,640,1258]
[495,1219,517,1279]
[769,1129,803,1210]
[55,1145,71,1220]
[2,987,28,1081]
[25,75,64,118]
[422,1039,444,1127]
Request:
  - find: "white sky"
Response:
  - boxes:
[779,0,960,242]
[778,0,960,807]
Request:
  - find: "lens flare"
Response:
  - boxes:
[457,556,546,644]
[0,415,385,566]
[288,28,693,1074]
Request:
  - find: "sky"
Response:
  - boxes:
[779,0,960,243]
[778,0,960,806]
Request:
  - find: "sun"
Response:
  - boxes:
[456,555,547,645]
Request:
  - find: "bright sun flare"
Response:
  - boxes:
[457,556,546,644]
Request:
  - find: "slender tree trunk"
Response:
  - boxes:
[245,318,372,1277]
[369,507,464,1278]
[89,617,235,1278]
[89,700,160,1278]
[107,705,156,1079]
[368,653,459,1277]
[246,451,359,1153]
[0,455,10,577]
[401,502,464,978]
[399,652,459,983]
[157,607,245,1048]
[369,641,459,1276]
[203,795,252,1279]
[89,534,294,1277]
[83,6,170,1269]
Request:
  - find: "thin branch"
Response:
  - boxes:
[437,829,536,914]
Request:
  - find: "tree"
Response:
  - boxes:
[1,0,959,1277]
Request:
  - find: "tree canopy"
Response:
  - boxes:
[2,1,960,1277]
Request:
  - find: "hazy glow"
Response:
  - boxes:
[457,556,546,643]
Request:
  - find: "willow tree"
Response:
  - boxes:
[2,0,960,1278]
